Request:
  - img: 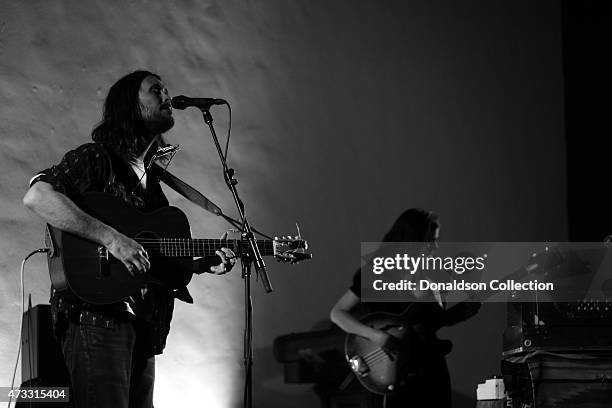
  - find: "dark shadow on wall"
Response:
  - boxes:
[563,0,612,241]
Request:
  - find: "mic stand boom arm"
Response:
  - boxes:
[199,107,271,408]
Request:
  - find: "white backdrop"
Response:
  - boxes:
[0,1,566,407]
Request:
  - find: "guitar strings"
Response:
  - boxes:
[365,353,391,367]
[132,239,274,250]
[133,239,273,244]
[362,348,390,366]
[362,348,384,360]
[133,237,288,246]
[126,239,274,256]
[364,350,387,363]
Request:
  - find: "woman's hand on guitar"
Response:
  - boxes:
[106,231,150,276]
[369,330,402,354]
[368,330,390,347]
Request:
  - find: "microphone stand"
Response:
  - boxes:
[199,106,272,408]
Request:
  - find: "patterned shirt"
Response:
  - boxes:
[31,142,192,355]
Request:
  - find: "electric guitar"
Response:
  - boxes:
[45,192,310,304]
[345,247,563,395]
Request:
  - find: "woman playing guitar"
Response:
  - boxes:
[330,208,480,408]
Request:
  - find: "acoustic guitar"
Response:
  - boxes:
[45,192,310,304]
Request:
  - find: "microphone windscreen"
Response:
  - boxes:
[170,96,189,110]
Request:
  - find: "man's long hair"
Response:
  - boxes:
[91,70,160,161]
[383,208,439,242]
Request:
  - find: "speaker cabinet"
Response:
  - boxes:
[20,304,69,383]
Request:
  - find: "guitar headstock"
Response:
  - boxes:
[273,236,312,264]
[526,246,564,272]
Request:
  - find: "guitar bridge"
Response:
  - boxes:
[348,356,370,377]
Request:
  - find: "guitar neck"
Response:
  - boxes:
[137,238,274,258]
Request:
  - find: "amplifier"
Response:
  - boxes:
[503,324,612,356]
[507,301,612,327]
[21,304,69,383]
[274,328,348,384]
[502,353,612,407]
[504,301,612,355]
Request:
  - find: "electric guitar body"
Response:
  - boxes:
[345,303,449,395]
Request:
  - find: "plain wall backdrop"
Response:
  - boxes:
[0,1,566,407]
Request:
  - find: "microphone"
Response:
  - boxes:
[170,95,227,110]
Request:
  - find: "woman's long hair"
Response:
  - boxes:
[382,208,439,242]
[91,70,160,161]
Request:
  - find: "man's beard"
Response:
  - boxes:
[132,115,175,157]
[144,114,175,135]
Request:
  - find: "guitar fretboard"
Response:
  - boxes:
[137,238,274,258]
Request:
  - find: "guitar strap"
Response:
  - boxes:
[152,164,223,216]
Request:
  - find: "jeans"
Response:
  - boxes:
[59,315,155,408]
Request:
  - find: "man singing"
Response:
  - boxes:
[23,70,235,408]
